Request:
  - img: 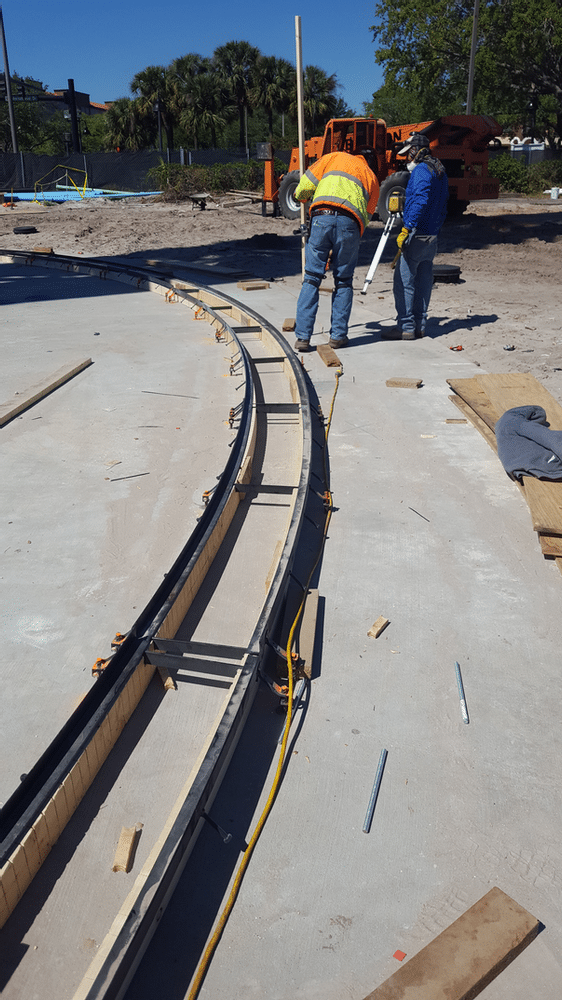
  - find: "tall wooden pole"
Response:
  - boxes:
[295,16,306,276]
[0,5,18,154]
[466,0,480,115]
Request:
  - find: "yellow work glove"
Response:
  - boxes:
[396,226,410,250]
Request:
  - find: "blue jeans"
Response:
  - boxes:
[295,214,360,342]
[393,236,438,335]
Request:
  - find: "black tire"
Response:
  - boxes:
[278,170,301,220]
[447,196,469,217]
[376,171,410,223]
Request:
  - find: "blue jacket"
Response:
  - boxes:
[403,158,449,235]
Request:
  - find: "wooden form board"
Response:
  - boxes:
[0,358,93,426]
[363,887,539,1000]
[448,373,562,572]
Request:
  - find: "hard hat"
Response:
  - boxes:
[397,132,430,156]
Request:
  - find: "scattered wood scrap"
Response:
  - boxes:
[368,616,390,638]
[0,358,93,427]
[386,377,423,389]
[363,886,539,1000]
[236,279,269,291]
[316,344,342,367]
[282,318,296,332]
[112,823,143,873]
[447,372,562,574]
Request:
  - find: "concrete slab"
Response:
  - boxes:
[124,269,562,999]
[2,258,562,1000]
[0,261,238,806]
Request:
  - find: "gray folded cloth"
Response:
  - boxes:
[495,405,562,481]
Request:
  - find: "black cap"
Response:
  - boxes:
[397,132,430,156]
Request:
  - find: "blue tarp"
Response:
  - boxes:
[4,189,161,202]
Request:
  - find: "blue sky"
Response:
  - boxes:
[1,0,384,114]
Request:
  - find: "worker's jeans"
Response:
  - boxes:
[295,214,360,343]
[393,236,438,335]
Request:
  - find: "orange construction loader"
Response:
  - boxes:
[260,114,502,221]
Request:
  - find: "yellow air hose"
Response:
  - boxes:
[187,365,343,1000]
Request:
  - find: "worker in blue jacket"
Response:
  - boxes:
[383,132,449,340]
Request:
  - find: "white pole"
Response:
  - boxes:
[295,16,306,276]
[466,0,480,115]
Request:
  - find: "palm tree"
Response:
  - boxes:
[170,54,224,148]
[131,65,176,150]
[251,55,295,140]
[180,72,226,148]
[297,65,340,136]
[213,41,260,149]
[104,96,155,151]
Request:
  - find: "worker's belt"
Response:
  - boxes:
[311,207,359,227]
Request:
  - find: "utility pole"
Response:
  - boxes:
[66,78,81,153]
[0,5,18,153]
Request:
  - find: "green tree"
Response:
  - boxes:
[104,96,156,151]
[131,65,176,149]
[213,41,260,149]
[369,0,562,143]
[296,65,340,136]
[251,55,295,140]
[171,54,225,148]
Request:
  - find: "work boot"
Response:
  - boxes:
[328,336,349,348]
[381,327,402,340]
[402,330,415,340]
[294,338,311,352]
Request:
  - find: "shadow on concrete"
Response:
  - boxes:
[0,675,167,992]
[3,206,560,304]
[124,677,311,1000]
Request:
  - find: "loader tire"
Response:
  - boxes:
[278,171,301,220]
[376,171,410,223]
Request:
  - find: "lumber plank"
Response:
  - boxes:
[316,344,342,367]
[475,372,562,429]
[0,358,93,426]
[446,377,500,430]
[385,377,423,389]
[363,886,539,1000]
[539,533,562,557]
[522,476,562,534]
[448,395,498,454]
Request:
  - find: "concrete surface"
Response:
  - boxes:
[1,255,562,999]
[0,261,238,805]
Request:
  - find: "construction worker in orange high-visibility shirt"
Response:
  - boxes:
[293,147,378,352]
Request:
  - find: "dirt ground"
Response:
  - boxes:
[2,192,562,400]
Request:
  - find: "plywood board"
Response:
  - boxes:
[476,372,562,429]
[364,887,539,1000]
[539,533,562,557]
[0,358,93,426]
[448,395,498,454]
[522,476,562,534]
[446,377,500,430]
